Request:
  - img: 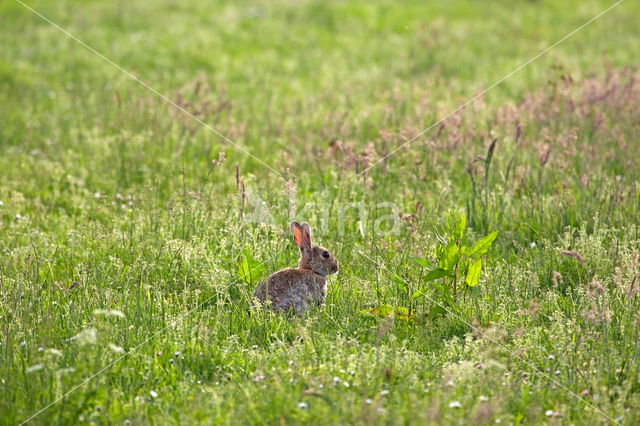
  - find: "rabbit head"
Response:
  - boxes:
[291,221,338,276]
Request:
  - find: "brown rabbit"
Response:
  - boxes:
[253,222,338,314]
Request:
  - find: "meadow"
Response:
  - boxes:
[1,0,640,424]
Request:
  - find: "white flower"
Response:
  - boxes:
[150,390,158,398]
[297,402,308,409]
[93,309,125,319]
[46,348,63,357]
[108,343,125,354]
[26,364,44,373]
[332,376,341,384]
[71,328,97,346]
[530,242,536,248]
[365,398,373,405]
[547,354,555,360]
[479,395,489,402]
[449,401,462,408]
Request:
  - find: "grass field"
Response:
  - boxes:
[2,0,640,424]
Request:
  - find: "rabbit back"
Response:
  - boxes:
[253,268,327,314]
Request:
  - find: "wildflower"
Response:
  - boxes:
[365,398,373,404]
[71,328,97,346]
[108,344,125,354]
[545,409,560,417]
[587,280,606,295]
[46,348,62,357]
[149,390,158,398]
[297,402,308,409]
[449,401,462,408]
[560,250,585,265]
[26,364,44,373]
[479,395,489,402]
[93,309,125,319]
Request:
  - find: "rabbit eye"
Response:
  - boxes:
[322,251,330,259]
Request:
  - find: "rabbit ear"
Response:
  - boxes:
[301,223,312,249]
[291,221,304,248]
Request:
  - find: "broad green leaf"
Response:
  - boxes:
[464,231,498,257]
[236,250,265,284]
[394,306,411,320]
[412,257,433,269]
[371,304,394,317]
[438,241,460,271]
[465,258,483,287]
[424,268,449,282]
[391,274,407,292]
[429,305,447,318]
[370,304,411,318]
[412,289,427,299]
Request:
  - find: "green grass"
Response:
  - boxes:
[2,0,640,424]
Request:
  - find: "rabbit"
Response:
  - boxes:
[253,221,338,315]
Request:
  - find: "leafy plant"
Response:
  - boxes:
[413,211,498,311]
[237,249,265,284]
